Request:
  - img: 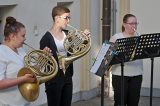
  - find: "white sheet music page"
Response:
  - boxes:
[90,43,110,74]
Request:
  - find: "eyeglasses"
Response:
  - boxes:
[59,16,71,20]
[125,22,139,26]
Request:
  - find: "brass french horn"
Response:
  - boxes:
[58,24,91,73]
[17,43,58,102]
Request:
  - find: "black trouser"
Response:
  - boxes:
[45,78,73,106]
[112,75,142,106]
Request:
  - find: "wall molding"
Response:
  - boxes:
[72,87,99,102]
[141,87,160,97]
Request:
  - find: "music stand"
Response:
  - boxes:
[90,42,118,106]
[90,42,118,77]
[130,33,160,106]
[110,36,139,106]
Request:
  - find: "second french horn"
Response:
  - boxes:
[58,24,91,73]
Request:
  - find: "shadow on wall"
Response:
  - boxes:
[0,5,17,42]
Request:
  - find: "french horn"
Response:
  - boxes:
[58,24,91,73]
[17,43,58,102]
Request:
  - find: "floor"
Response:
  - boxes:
[71,96,160,106]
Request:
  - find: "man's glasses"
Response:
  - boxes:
[125,22,139,26]
[59,16,71,20]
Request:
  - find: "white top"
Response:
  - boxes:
[53,31,67,56]
[109,32,143,76]
[0,45,47,106]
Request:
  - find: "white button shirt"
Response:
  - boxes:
[0,45,47,106]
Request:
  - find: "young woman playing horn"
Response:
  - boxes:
[0,16,51,106]
[40,6,91,106]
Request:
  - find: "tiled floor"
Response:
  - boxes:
[71,96,160,106]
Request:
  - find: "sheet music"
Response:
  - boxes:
[90,43,110,74]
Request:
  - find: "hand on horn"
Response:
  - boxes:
[19,74,36,83]
[82,29,91,37]
[43,46,52,55]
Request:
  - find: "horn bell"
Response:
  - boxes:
[17,50,58,102]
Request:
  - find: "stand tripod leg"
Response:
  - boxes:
[101,75,104,106]
[150,58,154,106]
[121,62,124,106]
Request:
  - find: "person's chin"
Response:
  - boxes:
[19,44,23,47]
[62,25,67,29]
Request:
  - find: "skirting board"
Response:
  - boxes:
[72,87,99,102]
[141,87,160,97]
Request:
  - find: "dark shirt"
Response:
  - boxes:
[40,31,73,85]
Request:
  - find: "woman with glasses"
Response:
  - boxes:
[40,6,90,106]
[110,14,143,106]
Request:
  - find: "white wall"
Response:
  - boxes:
[130,0,160,90]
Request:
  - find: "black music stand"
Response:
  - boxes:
[130,33,160,106]
[110,36,139,106]
[100,42,118,106]
[90,42,118,106]
[96,42,118,77]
